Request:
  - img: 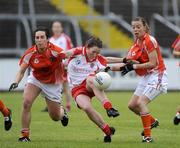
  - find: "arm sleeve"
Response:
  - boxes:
[145,37,157,53]
[72,47,83,56]
[59,52,66,60]
[19,52,32,66]
[98,55,107,66]
[126,45,142,60]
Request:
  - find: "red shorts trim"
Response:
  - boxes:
[71,79,95,100]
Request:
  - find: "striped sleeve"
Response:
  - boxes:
[97,55,107,66]
[145,35,158,53]
[19,47,34,65]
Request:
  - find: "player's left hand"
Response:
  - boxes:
[104,66,111,72]
[9,83,18,91]
[120,61,134,76]
[96,66,111,73]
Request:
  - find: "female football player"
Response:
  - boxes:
[67,36,120,142]
[108,17,168,142]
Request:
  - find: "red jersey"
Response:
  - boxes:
[19,42,66,84]
[126,33,166,76]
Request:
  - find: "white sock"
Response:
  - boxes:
[4,116,9,121]
[176,112,180,119]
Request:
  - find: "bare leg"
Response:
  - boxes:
[63,82,71,111]
[76,94,105,128]
[86,76,119,117]
[86,76,108,103]
[76,94,115,141]
[45,98,68,127]
[128,94,140,115]
[137,96,151,115]
[20,83,41,139]
[45,99,64,121]
[22,83,41,129]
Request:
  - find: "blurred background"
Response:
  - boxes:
[0,0,179,90]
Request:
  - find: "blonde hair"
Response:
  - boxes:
[132,17,150,34]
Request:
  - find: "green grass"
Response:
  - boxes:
[0,91,180,148]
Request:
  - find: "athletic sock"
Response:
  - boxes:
[176,112,180,119]
[141,113,151,137]
[102,99,112,110]
[102,124,111,135]
[150,115,156,124]
[21,128,30,138]
[0,99,9,117]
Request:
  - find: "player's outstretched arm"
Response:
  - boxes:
[97,63,126,73]
[106,57,124,63]
[133,49,157,70]
[106,57,140,64]
[110,63,126,71]
[62,48,82,59]
[9,62,28,91]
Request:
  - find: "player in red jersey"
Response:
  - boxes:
[48,21,73,112]
[0,99,12,131]
[107,17,168,142]
[172,35,180,125]
[67,36,120,142]
[9,27,80,142]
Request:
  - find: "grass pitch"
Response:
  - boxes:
[0,91,180,148]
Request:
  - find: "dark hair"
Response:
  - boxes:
[34,26,50,39]
[85,36,102,48]
[132,17,150,33]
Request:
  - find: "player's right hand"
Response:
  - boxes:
[123,57,139,64]
[9,83,18,91]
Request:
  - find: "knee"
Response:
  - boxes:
[23,98,32,111]
[81,105,92,113]
[136,99,146,110]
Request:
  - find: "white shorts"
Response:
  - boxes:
[27,74,63,103]
[134,70,168,100]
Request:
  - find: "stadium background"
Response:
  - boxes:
[0,0,180,147]
[0,0,180,90]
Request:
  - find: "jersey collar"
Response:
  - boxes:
[135,33,147,46]
[34,42,51,53]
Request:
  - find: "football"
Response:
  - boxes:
[93,72,112,90]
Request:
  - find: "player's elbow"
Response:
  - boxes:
[106,57,112,63]
[150,61,157,68]
[152,62,157,68]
